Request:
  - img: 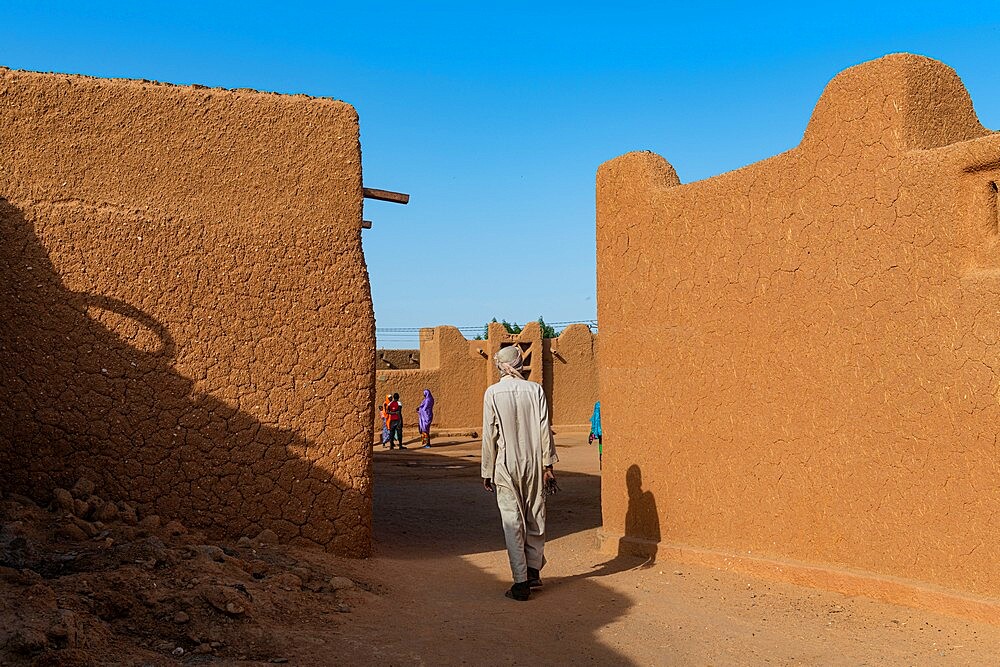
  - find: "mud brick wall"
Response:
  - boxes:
[545,324,599,427]
[377,349,420,370]
[374,323,598,433]
[0,69,375,556]
[597,54,1000,605]
[375,326,487,433]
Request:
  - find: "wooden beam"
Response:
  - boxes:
[363,187,410,205]
[362,220,373,229]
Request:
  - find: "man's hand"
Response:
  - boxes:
[482,477,495,493]
[543,467,559,495]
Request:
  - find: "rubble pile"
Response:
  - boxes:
[0,480,371,665]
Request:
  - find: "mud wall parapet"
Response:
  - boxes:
[597,53,1000,613]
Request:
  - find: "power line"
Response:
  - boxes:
[376,319,597,333]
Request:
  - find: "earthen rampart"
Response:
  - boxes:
[374,323,598,434]
[0,68,374,555]
[597,53,1000,615]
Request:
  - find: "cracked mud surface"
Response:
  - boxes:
[596,53,1000,598]
[0,68,374,555]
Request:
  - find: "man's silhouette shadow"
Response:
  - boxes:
[553,463,662,581]
[624,463,660,546]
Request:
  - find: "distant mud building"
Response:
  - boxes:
[375,322,599,433]
[598,54,1000,620]
[0,69,375,556]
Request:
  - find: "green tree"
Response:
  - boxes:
[474,317,556,339]
[502,319,523,335]
[537,316,557,338]
[475,317,522,340]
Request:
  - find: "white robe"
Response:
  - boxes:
[482,375,558,582]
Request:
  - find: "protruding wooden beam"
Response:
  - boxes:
[363,187,410,205]
[362,220,373,229]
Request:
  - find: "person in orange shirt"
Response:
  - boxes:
[386,392,404,449]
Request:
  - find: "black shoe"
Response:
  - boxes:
[398,444,407,449]
[505,581,530,601]
[527,567,542,588]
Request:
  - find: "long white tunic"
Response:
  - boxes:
[482,375,558,582]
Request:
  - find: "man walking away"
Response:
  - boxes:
[481,345,558,601]
[387,392,404,449]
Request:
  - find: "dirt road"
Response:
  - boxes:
[332,432,1000,666]
[6,432,1000,665]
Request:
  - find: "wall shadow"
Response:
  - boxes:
[548,463,661,585]
[344,540,639,666]
[625,464,660,545]
[372,447,601,559]
[367,445,637,664]
[0,198,367,554]
[372,434,479,450]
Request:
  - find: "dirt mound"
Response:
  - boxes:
[0,482,375,665]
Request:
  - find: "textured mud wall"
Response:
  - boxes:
[598,54,1000,602]
[374,326,487,433]
[374,324,598,432]
[0,69,375,555]
[546,324,599,427]
[377,349,420,370]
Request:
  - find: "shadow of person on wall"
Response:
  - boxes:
[562,463,662,581]
[0,197,367,554]
[624,463,660,548]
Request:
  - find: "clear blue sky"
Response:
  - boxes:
[3,2,998,347]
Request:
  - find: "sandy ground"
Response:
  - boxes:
[5,432,1000,665]
[342,432,1000,666]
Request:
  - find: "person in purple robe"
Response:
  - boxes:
[417,389,435,448]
